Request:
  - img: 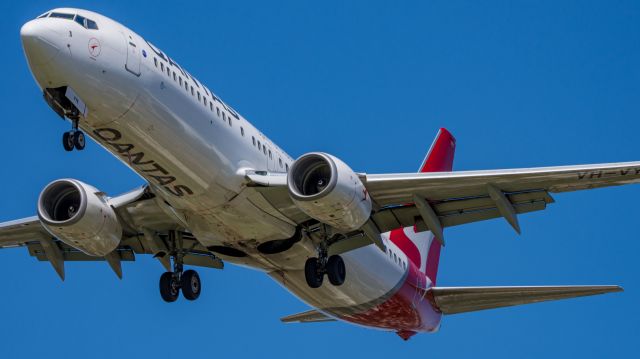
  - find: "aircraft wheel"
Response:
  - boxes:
[326,255,346,286]
[160,272,179,302]
[73,131,86,150]
[181,269,201,301]
[304,257,323,289]
[62,132,74,151]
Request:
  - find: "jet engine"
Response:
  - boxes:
[287,152,372,232]
[37,179,122,257]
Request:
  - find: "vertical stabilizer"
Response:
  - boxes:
[389,128,456,285]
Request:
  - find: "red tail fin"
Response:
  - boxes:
[419,128,455,284]
[419,128,456,173]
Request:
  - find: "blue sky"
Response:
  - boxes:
[1,1,639,357]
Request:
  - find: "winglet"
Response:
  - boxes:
[418,128,456,173]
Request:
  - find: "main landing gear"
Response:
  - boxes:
[159,231,202,302]
[304,242,346,289]
[62,119,85,151]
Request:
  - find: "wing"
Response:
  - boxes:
[430,285,623,315]
[0,185,223,280]
[248,161,640,244]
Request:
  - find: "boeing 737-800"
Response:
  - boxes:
[1,8,637,340]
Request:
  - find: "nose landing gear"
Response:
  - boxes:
[62,130,85,151]
[62,119,86,151]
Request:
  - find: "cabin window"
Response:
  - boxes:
[209,102,213,111]
[240,127,245,136]
[263,146,267,155]
[154,58,158,68]
[268,150,272,159]
[228,117,232,127]
[252,137,256,146]
[160,63,164,72]
[86,19,99,30]
[285,163,289,172]
[166,67,170,77]
[203,98,207,107]
[191,86,194,96]
[257,141,262,151]
[173,72,177,81]
[197,92,201,101]
[216,107,220,116]
[279,158,283,168]
[179,77,182,86]
[393,253,397,263]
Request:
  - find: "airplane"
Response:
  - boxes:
[1,7,636,340]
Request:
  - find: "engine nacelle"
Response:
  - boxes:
[37,179,122,257]
[288,152,372,232]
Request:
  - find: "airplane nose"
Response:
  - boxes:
[20,20,61,66]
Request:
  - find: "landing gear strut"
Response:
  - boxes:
[62,119,85,151]
[159,231,202,302]
[304,241,346,288]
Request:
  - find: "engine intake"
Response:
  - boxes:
[38,179,122,257]
[288,153,371,231]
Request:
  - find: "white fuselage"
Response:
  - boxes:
[21,8,439,333]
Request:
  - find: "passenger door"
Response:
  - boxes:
[124,33,141,76]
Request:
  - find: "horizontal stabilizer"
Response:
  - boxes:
[280,309,335,323]
[430,285,622,315]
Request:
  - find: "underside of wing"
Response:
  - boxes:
[247,162,640,248]
[280,309,336,323]
[430,285,623,315]
[0,185,223,280]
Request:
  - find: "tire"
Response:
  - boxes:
[73,131,86,150]
[326,255,346,286]
[304,258,323,288]
[62,132,74,151]
[181,269,201,301]
[159,272,179,302]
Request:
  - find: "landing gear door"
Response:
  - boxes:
[124,33,141,76]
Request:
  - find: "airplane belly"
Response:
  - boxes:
[269,243,442,332]
[270,245,404,312]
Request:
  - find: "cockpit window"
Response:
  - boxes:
[46,12,99,30]
[74,15,86,27]
[86,19,99,30]
[37,12,50,19]
[50,12,74,20]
